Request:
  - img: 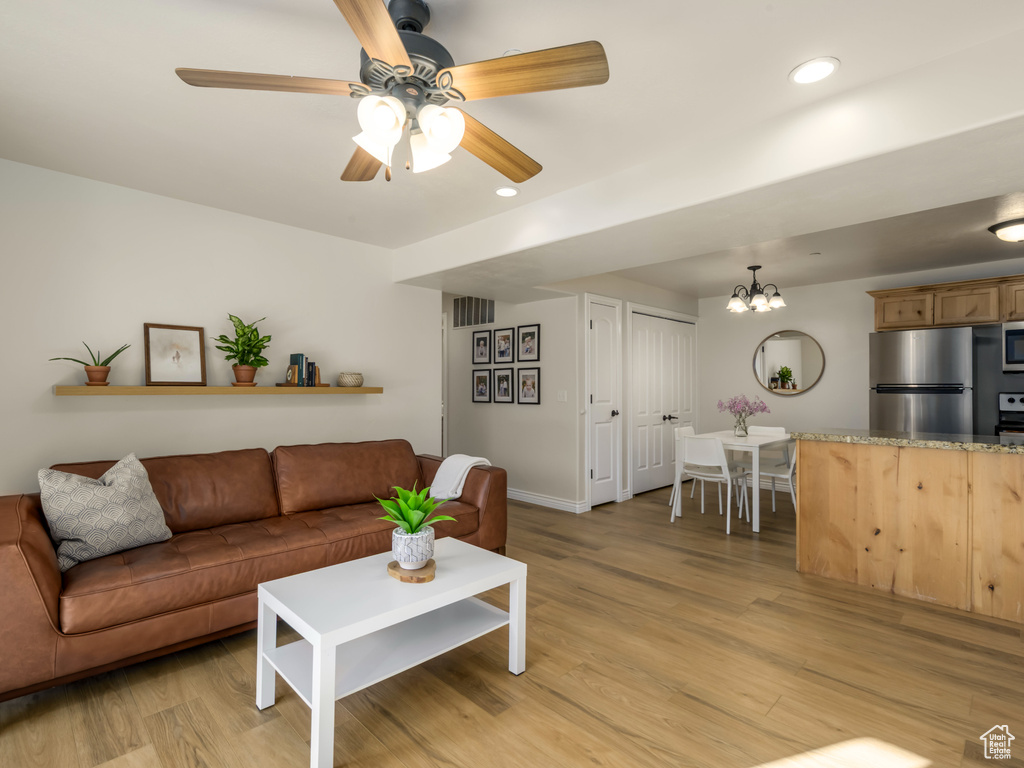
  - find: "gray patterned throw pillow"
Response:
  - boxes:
[38,453,172,571]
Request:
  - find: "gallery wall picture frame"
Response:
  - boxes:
[144,323,207,386]
[472,369,492,403]
[517,367,540,405]
[517,324,540,362]
[493,368,514,403]
[494,328,514,363]
[472,330,492,365]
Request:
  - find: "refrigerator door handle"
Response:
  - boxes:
[874,385,967,395]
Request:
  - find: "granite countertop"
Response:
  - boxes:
[791,428,1024,454]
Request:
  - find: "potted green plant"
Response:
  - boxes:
[377,484,457,570]
[777,365,794,390]
[49,342,131,386]
[212,314,271,386]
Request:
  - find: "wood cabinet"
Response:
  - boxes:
[1002,280,1024,321]
[933,286,1000,326]
[874,293,933,330]
[869,273,1024,331]
[797,441,969,610]
[798,439,1024,622]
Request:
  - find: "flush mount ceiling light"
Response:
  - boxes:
[176,0,610,184]
[789,56,840,84]
[495,185,519,197]
[727,266,786,313]
[989,218,1024,243]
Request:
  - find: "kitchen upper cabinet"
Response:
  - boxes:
[933,286,1000,326]
[874,293,933,330]
[1002,280,1024,321]
[870,273,1024,331]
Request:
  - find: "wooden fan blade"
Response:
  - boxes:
[438,41,608,101]
[455,110,542,183]
[341,146,382,181]
[176,68,365,96]
[332,0,412,69]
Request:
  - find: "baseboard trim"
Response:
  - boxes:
[507,488,588,514]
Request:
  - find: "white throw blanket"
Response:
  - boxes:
[430,454,491,499]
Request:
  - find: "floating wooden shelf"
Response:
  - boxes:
[54,385,383,396]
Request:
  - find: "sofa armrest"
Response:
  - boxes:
[0,494,61,696]
[417,456,507,552]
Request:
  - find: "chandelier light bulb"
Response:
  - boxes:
[768,293,786,309]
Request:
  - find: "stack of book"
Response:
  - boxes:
[284,353,324,387]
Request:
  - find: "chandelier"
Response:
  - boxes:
[726,266,786,313]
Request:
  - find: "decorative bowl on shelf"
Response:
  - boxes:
[337,372,364,387]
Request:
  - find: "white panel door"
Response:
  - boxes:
[589,301,620,506]
[632,313,696,494]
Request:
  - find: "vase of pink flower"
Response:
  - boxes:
[717,394,770,437]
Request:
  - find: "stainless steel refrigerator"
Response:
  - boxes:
[869,327,973,434]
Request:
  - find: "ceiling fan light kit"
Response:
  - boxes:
[989,218,1024,243]
[727,265,786,313]
[175,0,609,185]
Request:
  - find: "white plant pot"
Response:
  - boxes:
[392,526,435,570]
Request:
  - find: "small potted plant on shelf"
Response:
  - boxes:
[49,342,131,386]
[377,484,457,570]
[777,365,794,390]
[212,314,271,386]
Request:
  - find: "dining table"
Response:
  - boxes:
[691,430,792,533]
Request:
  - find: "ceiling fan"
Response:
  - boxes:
[176,0,610,183]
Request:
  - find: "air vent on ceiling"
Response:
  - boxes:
[453,296,495,328]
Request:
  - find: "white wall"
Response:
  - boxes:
[698,255,1024,434]
[0,160,441,494]
[444,294,581,508]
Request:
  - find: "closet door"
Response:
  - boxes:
[631,313,695,494]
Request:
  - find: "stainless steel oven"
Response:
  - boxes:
[1002,322,1024,371]
[996,392,1024,445]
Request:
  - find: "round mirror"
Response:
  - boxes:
[753,330,825,396]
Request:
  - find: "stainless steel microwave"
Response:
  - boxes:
[1004,322,1024,371]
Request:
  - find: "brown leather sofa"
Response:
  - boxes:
[0,439,506,702]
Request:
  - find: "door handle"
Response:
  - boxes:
[611,410,620,417]
[666,414,678,421]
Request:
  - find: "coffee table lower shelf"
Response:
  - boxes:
[263,597,509,706]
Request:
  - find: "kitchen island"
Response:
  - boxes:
[793,428,1024,623]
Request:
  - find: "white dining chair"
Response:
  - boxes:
[672,435,749,534]
[735,426,795,513]
[668,426,697,508]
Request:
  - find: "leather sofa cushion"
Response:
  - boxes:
[50,449,279,533]
[58,501,478,634]
[273,440,422,514]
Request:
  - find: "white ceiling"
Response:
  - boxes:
[4,0,1024,301]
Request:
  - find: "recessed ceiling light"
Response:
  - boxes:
[789,57,840,84]
[495,186,519,197]
[989,218,1024,242]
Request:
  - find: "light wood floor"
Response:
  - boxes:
[3,486,1023,768]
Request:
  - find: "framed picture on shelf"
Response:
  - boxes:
[494,328,514,363]
[472,369,492,403]
[517,324,540,362]
[144,323,206,386]
[493,368,514,403]
[472,330,491,365]
[518,367,540,405]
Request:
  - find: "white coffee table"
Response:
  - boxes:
[256,537,527,768]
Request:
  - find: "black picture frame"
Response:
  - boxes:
[493,368,514,403]
[494,328,514,363]
[472,369,492,403]
[517,324,540,362]
[472,330,491,365]
[144,323,207,386]
[517,367,540,404]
